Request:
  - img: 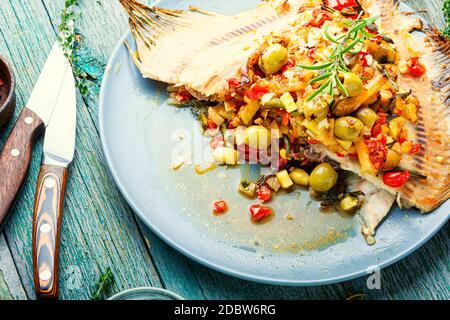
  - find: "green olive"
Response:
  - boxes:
[334,116,365,142]
[258,44,289,75]
[289,169,309,186]
[339,195,360,214]
[304,100,329,121]
[355,107,378,128]
[343,72,363,98]
[309,163,338,192]
[372,43,397,64]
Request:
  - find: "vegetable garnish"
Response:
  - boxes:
[91,267,115,300]
[407,57,426,77]
[382,171,410,188]
[298,12,380,102]
[257,184,272,203]
[245,84,269,100]
[444,0,450,37]
[249,204,272,222]
[213,200,228,215]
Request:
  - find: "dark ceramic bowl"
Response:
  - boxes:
[0,55,16,129]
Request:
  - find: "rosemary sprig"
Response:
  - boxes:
[298,13,380,102]
[91,267,115,300]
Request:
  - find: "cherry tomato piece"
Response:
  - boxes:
[257,185,272,202]
[227,78,240,88]
[408,58,426,77]
[213,200,228,215]
[307,10,333,28]
[382,171,411,188]
[249,204,272,222]
[245,84,269,100]
[410,143,422,155]
[207,119,218,129]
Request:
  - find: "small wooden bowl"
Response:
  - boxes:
[0,56,16,129]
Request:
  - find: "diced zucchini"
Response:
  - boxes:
[280,92,298,113]
[239,179,257,198]
[266,176,281,192]
[208,107,225,126]
[239,100,260,125]
[213,147,238,165]
[336,138,353,151]
[276,170,294,189]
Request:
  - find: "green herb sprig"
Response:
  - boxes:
[298,13,379,102]
[444,0,450,36]
[58,0,104,97]
[91,267,115,300]
[58,0,88,95]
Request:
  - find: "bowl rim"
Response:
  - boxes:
[108,287,185,300]
[0,55,16,122]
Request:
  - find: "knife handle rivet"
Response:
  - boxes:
[11,149,20,157]
[40,223,52,234]
[39,270,52,281]
[24,117,34,125]
[44,177,56,189]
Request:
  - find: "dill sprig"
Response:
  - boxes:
[298,13,380,102]
[91,267,115,300]
[58,0,90,95]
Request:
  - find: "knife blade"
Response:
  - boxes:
[0,43,70,231]
[32,53,76,299]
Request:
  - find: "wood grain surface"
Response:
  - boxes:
[0,0,448,300]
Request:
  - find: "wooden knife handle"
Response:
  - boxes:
[0,108,44,230]
[32,165,68,299]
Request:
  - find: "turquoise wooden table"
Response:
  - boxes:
[0,0,448,300]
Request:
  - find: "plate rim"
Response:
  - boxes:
[99,5,449,287]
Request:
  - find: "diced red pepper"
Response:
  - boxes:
[359,51,369,67]
[332,0,357,11]
[382,171,410,188]
[227,78,240,88]
[371,113,387,137]
[408,57,426,77]
[307,138,320,145]
[213,200,228,215]
[257,185,272,203]
[175,89,192,103]
[280,57,296,73]
[207,119,218,129]
[282,112,291,126]
[244,84,269,100]
[410,143,422,155]
[365,138,388,170]
[308,48,317,60]
[249,204,272,222]
[306,9,333,28]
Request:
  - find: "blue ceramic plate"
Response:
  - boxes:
[99,0,449,286]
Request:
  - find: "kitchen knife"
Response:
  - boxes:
[0,43,70,231]
[32,56,76,299]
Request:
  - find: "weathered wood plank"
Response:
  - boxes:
[0,234,27,300]
[0,0,162,299]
